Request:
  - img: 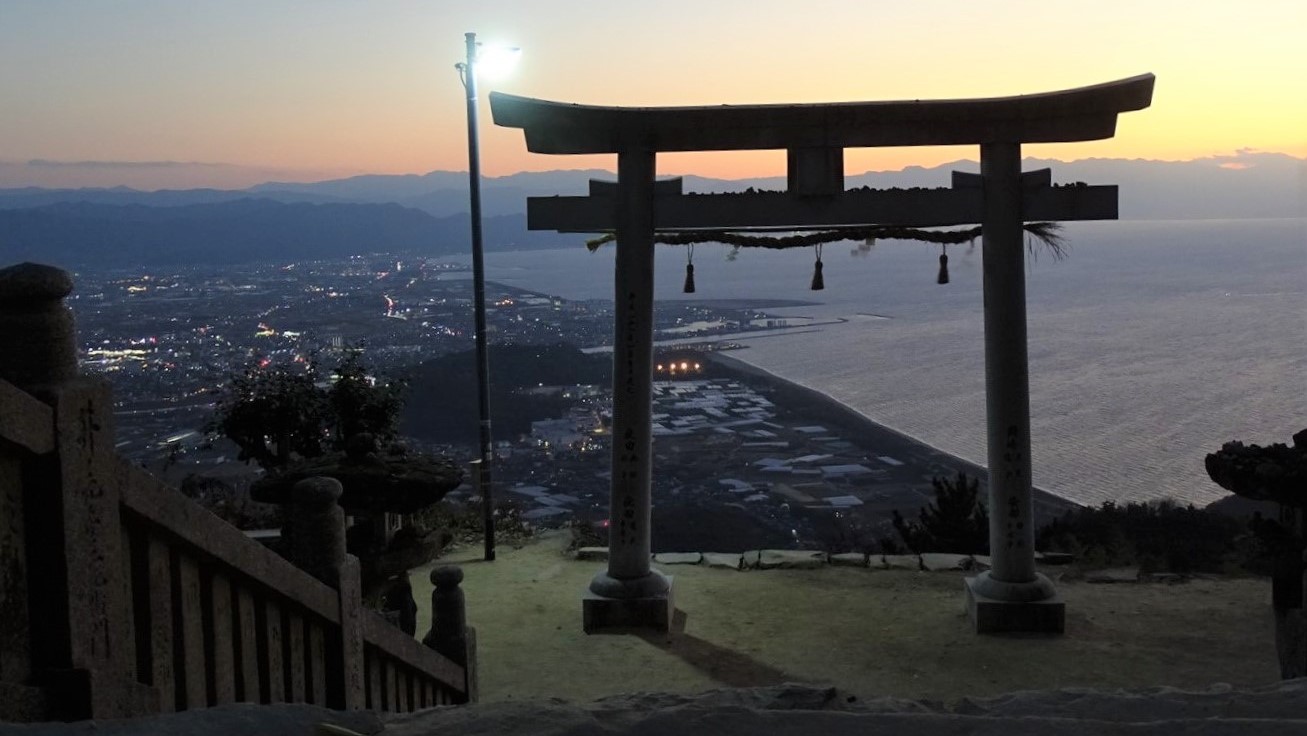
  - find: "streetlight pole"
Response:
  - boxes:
[458,31,495,562]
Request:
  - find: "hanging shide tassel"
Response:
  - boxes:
[810,244,825,291]
[937,245,949,285]
[683,244,696,293]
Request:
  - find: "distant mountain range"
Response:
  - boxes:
[1,152,1301,269]
[0,199,577,268]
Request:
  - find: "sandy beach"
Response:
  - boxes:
[704,349,1082,522]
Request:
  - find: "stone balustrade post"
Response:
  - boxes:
[0,263,73,720]
[333,555,366,709]
[0,263,78,391]
[0,262,151,718]
[283,476,347,586]
[423,566,477,702]
[280,476,368,708]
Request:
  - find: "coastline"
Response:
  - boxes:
[703,350,1083,521]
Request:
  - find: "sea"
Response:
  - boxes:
[477,218,1306,508]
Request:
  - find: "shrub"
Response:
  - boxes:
[815,513,880,555]
[892,472,989,554]
[409,498,534,550]
[208,350,405,470]
[567,517,607,551]
[1036,499,1246,574]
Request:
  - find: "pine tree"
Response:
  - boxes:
[892,472,989,554]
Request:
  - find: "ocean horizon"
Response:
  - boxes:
[480,217,1307,508]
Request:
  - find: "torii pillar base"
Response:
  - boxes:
[583,570,674,634]
[965,572,1065,634]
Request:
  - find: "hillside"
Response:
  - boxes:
[401,344,612,443]
[2,153,1301,269]
[5,152,1302,220]
[0,198,575,268]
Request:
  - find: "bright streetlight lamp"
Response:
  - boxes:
[456,31,518,562]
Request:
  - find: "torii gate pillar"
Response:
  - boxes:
[582,150,674,633]
[965,141,1064,633]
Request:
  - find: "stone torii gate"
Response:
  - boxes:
[491,74,1154,634]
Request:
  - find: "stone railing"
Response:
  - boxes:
[0,263,474,721]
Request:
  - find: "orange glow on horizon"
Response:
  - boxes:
[2,1,1304,188]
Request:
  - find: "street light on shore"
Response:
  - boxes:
[456,32,518,562]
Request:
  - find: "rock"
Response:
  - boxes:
[576,547,609,562]
[1144,572,1189,585]
[757,550,827,570]
[882,554,922,570]
[830,552,869,568]
[740,550,762,569]
[595,684,873,712]
[918,553,972,571]
[702,552,743,570]
[19,682,1307,736]
[0,703,383,736]
[376,681,1307,735]
[949,679,1307,721]
[1085,567,1140,584]
[654,552,702,565]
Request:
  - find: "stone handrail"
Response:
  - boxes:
[0,262,475,721]
[119,461,342,623]
[0,377,53,454]
[362,606,473,710]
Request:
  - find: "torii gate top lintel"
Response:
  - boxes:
[489,74,1154,155]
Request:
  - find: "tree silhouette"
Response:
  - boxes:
[892,472,989,554]
[208,350,404,471]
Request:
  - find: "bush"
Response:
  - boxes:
[567,517,607,551]
[892,472,989,554]
[1036,499,1246,574]
[178,473,280,530]
[409,498,534,550]
[815,513,880,555]
[208,350,405,470]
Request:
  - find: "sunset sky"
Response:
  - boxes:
[2,0,1304,188]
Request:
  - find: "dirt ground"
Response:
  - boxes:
[412,532,1280,704]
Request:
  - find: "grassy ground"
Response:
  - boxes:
[413,532,1279,704]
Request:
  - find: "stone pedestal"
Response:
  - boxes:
[965,571,1065,634]
[583,571,673,633]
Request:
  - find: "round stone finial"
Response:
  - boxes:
[430,565,464,588]
[0,262,78,387]
[0,263,74,305]
[291,476,344,505]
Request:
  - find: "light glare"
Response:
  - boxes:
[477,44,521,82]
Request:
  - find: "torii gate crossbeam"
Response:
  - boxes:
[492,74,1154,635]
